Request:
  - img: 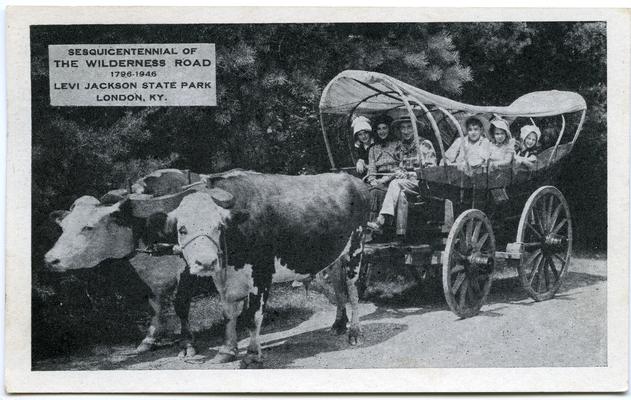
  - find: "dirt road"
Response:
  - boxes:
[35,256,606,370]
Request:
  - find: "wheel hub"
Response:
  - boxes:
[543,233,567,251]
[466,253,494,274]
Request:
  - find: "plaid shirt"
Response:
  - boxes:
[398,139,437,170]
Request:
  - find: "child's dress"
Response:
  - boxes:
[489,138,516,167]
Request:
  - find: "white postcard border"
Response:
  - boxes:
[5,6,629,393]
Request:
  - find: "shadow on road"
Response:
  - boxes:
[360,269,606,320]
[33,287,327,371]
[257,322,408,369]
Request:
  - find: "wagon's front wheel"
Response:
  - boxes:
[442,209,496,318]
[517,186,572,301]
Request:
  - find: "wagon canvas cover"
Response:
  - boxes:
[319,70,587,117]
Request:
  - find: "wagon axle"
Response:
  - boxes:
[466,253,494,275]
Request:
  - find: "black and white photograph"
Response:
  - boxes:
[4,6,629,393]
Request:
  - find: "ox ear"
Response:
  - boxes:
[49,210,69,225]
[208,188,235,209]
[145,212,178,245]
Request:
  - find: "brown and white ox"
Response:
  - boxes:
[148,172,369,367]
[44,169,209,357]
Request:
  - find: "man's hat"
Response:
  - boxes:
[389,108,417,126]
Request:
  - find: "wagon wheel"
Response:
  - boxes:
[516,186,572,301]
[442,209,496,318]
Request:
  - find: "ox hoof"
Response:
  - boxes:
[240,354,263,369]
[209,352,238,364]
[178,344,197,358]
[348,326,363,346]
[134,340,156,354]
[330,316,349,336]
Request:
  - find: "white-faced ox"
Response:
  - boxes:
[151,172,369,367]
[44,169,207,357]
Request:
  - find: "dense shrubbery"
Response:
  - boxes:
[30,22,606,359]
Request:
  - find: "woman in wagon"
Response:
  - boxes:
[351,115,374,176]
[366,116,436,239]
[441,115,491,171]
[366,114,399,185]
[488,117,516,168]
[515,124,541,169]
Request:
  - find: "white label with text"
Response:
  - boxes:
[48,43,216,106]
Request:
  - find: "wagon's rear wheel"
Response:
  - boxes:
[517,186,572,301]
[442,209,496,318]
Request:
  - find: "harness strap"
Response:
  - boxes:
[177,227,229,285]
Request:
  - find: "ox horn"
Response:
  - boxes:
[99,188,129,205]
[208,187,235,209]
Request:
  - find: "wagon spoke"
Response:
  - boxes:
[548,257,560,281]
[470,273,482,295]
[549,202,563,232]
[546,195,555,229]
[458,279,469,309]
[475,233,489,251]
[523,249,542,269]
[451,249,466,262]
[452,272,466,293]
[552,218,568,234]
[456,234,467,253]
[543,258,552,290]
[532,207,546,235]
[450,264,464,275]
[551,252,567,269]
[525,222,544,241]
[529,256,544,286]
[537,260,547,292]
[472,221,482,244]
[465,220,474,248]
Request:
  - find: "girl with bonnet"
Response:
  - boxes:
[488,117,515,168]
[351,115,373,176]
[516,125,541,169]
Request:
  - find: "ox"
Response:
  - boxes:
[44,169,209,357]
[148,172,370,367]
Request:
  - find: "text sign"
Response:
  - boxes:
[48,44,216,106]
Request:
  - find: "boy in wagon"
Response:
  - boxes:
[366,115,436,240]
[441,115,491,171]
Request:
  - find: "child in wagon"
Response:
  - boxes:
[488,117,515,168]
[515,125,541,169]
[442,115,491,172]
